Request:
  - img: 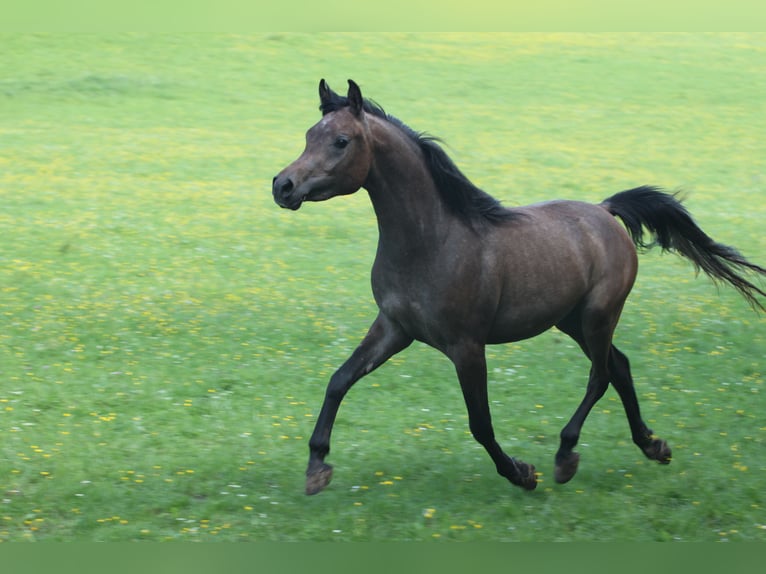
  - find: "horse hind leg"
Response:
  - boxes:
[555,309,672,485]
[553,308,616,484]
[608,346,672,464]
[554,365,610,484]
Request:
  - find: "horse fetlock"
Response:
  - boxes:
[306,462,333,495]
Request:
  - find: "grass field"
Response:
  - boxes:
[1,33,765,541]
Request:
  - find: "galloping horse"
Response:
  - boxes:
[272,79,766,495]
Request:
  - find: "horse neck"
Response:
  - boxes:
[363,117,457,256]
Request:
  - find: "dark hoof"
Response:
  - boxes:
[507,459,538,490]
[518,462,538,491]
[306,462,333,495]
[554,451,580,484]
[642,438,672,465]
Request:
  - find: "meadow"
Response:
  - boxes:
[0,33,764,541]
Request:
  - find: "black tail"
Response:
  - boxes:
[602,186,766,311]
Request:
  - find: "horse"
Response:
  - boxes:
[272,79,766,495]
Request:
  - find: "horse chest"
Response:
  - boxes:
[374,280,431,322]
[377,293,441,344]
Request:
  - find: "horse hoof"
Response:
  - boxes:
[306,463,333,495]
[519,463,538,491]
[643,438,672,465]
[554,451,580,484]
[506,459,538,490]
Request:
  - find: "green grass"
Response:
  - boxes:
[1,33,764,541]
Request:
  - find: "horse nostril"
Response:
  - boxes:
[273,175,294,195]
[279,178,294,194]
[272,175,297,208]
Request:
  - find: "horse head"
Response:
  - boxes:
[272,79,372,210]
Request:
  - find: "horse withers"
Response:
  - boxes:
[272,79,766,495]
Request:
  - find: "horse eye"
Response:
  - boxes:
[334,136,349,149]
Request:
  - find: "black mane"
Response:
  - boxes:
[320,90,520,229]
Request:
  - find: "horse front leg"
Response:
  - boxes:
[306,313,412,495]
[450,343,537,491]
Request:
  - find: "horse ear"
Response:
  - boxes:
[347,79,363,116]
[319,79,333,113]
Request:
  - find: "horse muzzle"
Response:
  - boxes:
[272,174,304,210]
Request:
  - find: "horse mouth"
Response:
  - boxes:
[274,188,309,210]
[274,195,303,210]
[295,187,335,207]
[283,197,305,210]
[274,183,335,210]
[304,185,341,203]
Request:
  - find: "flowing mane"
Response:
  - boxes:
[320,90,520,229]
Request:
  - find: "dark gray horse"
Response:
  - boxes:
[273,79,766,495]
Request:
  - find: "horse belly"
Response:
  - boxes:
[487,258,592,343]
[486,300,577,343]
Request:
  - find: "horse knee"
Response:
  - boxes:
[586,375,610,402]
[608,347,632,382]
[324,369,352,402]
